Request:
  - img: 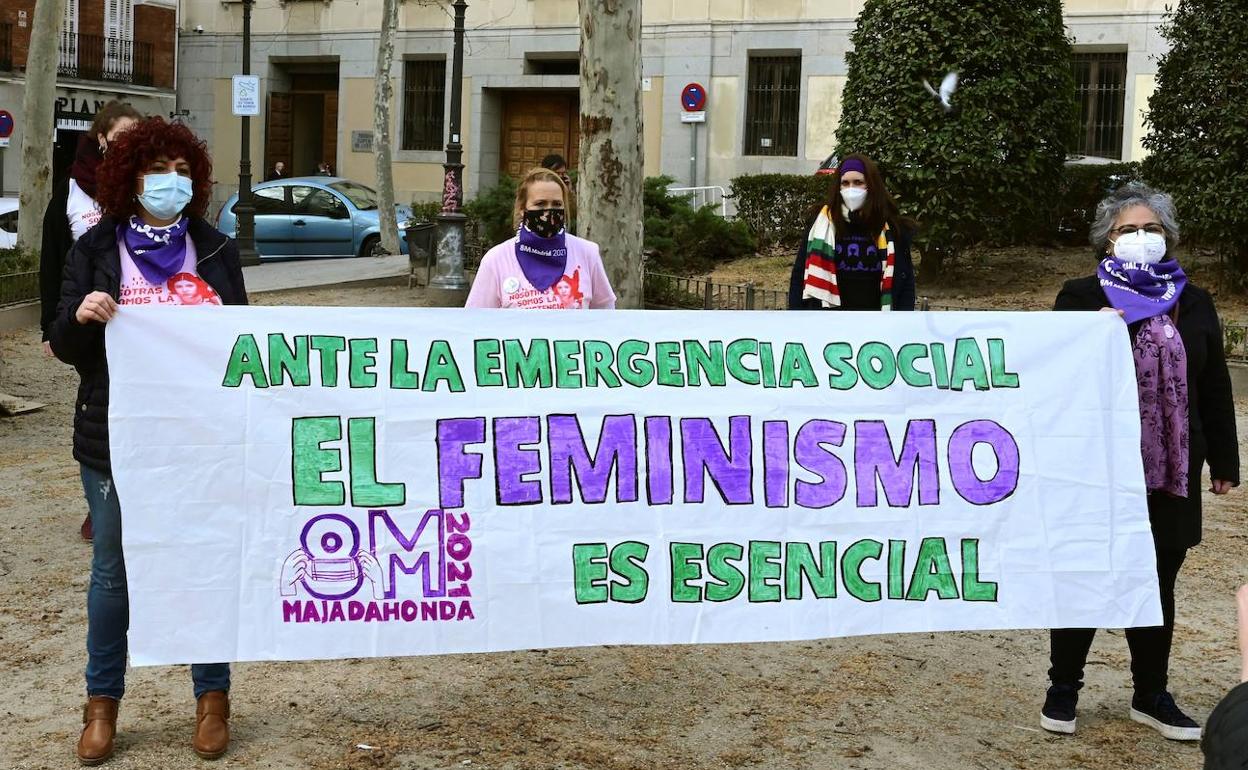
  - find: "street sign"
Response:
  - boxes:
[0,110,13,139]
[680,111,706,124]
[231,75,260,116]
[680,82,707,112]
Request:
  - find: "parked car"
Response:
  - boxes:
[0,198,18,250]
[216,178,413,259]
[815,154,839,176]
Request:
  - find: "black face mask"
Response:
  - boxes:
[524,208,566,238]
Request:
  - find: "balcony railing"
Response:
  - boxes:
[58,33,154,87]
[0,23,13,71]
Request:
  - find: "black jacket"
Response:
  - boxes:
[39,178,75,341]
[1054,276,1239,549]
[787,220,917,311]
[48,216,249,473]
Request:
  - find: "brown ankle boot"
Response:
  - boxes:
[192,691,230,759]
[77,696,118,766]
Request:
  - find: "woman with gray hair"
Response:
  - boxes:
[1040,184,1239,741]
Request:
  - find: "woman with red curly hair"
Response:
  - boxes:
[48,117,246,765]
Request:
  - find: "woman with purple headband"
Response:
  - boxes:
[787,153,916,311]
[1041,183,1239,743]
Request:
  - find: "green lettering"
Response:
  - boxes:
[390,339,420,389]
[988,339,1019,388]
[670,542,704,602]
[897,343,933,387]
[888,539,906,599]
[726,339,760,385]
[583,340,621,388]
[474,339,504,387]
[778,343,819,388]
[683,340,726,386]
[572,543,609,604]
[705,542,745,602]
[503,339,553,388]
[655,341,685,387]
[784,541,837,599]
[608,541,650,603]
[553,340,583,389]
[423,340,465,392]
[906,537,960,600]
[348,338,378,388]
[347,417,405,506]
[748,540,782,602]
[619,340,655,387]
[841,539,883,602]
[222,334,268,388]
[857,341,898,390]
[823,342,858,390]
[267,334,310,387]
[949,338,990,392]
[291,417,344,506]
[961,539,998,601]
[310,336,346,387]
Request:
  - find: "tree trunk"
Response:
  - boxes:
[578,0,643,308]
[372,0,400,255]
[17,0,67,252]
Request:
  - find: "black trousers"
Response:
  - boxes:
[1048,546,1187,696]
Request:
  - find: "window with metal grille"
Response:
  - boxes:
[1071,52,1127,160]
[402,59,447,152]
[744,55,801,157]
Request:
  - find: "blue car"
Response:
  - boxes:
[216,177,414,259]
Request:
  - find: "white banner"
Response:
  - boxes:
[106,308,1160,666]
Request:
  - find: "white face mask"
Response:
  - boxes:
[841,187,868,212]
[1112,231,1167,265]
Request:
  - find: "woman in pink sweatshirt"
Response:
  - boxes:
[465,167,616,309]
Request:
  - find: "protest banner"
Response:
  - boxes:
[105,308,1160,665]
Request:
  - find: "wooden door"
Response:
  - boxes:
[500,92,579,179]
[264,92,293,178]
[321,92,339,173]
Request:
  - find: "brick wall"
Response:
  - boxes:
[134,5,175,90]
[1,0,37,70]
[0,0,174,91]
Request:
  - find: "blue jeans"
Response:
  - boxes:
[82,464,230,699]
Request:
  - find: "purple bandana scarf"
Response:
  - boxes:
[1097,255,1186,325]
[1133,315,1190,498]
[120,216,190,285]
[515,225,568,292]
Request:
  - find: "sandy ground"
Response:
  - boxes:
[1,279,1246,770]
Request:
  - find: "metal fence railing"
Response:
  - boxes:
[644,272,786,310]
[0,271,39,308]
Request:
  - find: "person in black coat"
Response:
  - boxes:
[49,117,247,766]
[38,100,140,541]
[787,153,916,312]
[1040,184,1239,742]
[1201,584,1248,769]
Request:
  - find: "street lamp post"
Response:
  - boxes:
[429,0,470,297]
[235,0,259,266]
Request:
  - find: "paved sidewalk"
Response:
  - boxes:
[242,254,410,293]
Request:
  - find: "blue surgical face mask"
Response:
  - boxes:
[138,172,193,220]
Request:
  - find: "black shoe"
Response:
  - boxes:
[1129,690,1201,741]
[1040,684,1079,734]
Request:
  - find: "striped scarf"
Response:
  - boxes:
[801,205,895,310]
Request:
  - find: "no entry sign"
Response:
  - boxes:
[0,110,14,139]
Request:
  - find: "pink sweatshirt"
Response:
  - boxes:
[465,234,617,309]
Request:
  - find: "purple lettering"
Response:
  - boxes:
[422,601,439,620]
[762,421,789,507]
[794,419,848,508]
[369,509,447,599]
[948,420,1020,505]
[854,420,940,508]
[402,600,418,621]
[494,417,543,505]
[458,601,475,620]
[282,600,303,623]
[645,416,674,505]
[548,414,639,504]
[436,418,486,508]
[348,601,365,621]
[681,416,754,505]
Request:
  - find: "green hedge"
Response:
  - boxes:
[1050,162,1142,246]
[463,176,518,247]
[729,174,833,248]
[645,176,756,272]
[725,164,1143,251]
[0,247,36,275]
